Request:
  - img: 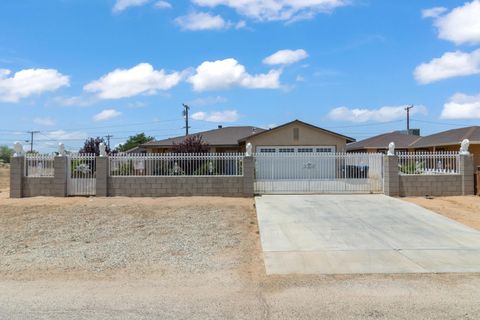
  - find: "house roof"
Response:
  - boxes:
[411,126,480,148]
[239,120,356,143]
[141,126,266,148]
[347,132,422,151]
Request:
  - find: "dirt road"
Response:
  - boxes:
[1,169,480,319]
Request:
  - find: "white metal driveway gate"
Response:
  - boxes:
[67,154,96,196]
[254,153,384,194]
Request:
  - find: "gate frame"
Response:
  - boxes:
[67,154,97,196]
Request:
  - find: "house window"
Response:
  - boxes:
[298,148,314,153]
[279,148,295,153]
[293,128,299,141]
[259,148,276,153]
[316,147,334,153]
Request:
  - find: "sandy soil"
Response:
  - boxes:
[1,169,480,319]
[0,167,9,191]
[403,196,480,230]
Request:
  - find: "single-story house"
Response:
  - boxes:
[410,126,480,169]
[346,131,422,153]
[141,120,355,154]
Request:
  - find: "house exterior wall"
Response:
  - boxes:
[246,122,348,152]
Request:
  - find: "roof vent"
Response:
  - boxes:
[252,128,256,133]
[218,125,223,129]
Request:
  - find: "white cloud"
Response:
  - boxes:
[327,105,427,123]
[188,58,281,91]
[44,130,88,141]
[113,0,149,12]
[191,110,239,122]
[154,1,172,9]
[192,0,349,22]
[175,12,231,31]
[33,117,56,127]
[84,63,181,99]
[93,109,122,122]
[441,93,480,119]
[0,68,69,103]
[430,0,480,45]
[50,95,97,107]
[414,49,480,84]
[263,49,308,65]
[188,96,227,107]
[421,7,447,18]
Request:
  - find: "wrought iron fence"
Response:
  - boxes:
[24,155,55,177]
[397,152,460,175]
[109,153,244,177]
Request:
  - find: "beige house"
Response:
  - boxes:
[141,120,355,154]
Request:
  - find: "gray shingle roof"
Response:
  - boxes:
[411,126,480,148]
[347,132,422,151]
[141,126,265,148]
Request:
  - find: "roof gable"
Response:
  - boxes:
[239,120,355,143]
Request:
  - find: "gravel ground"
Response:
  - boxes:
[1,169,480,319]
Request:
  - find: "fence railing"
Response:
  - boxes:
[24,155,55,177]
[397,152,460,175]
[109,153,244,177]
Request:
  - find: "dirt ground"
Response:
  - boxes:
[1,168,480,319]
[403,196,480,230]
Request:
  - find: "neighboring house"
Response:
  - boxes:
[346,131,422,153]
[141,120,355,154]
[410,126,480,169]
[141,125,265,153]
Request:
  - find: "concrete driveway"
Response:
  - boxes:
[255,195,480,274]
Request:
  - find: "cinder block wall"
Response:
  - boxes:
[385,154,475,197]
[108,176,250,197]
[22,177,55,197]
[399,175,463,197]
[106,155,255,198]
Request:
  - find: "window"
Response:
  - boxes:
[279,148,295,153]
[293,128,299,141]
[316,147,334,153]
[298,148,314,153]
[259,148,276,153]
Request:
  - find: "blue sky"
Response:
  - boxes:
[1,0,479,152]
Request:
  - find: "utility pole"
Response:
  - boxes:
[405,105,414,133]
[182,103,191,136]
[105,134,113,149]
[27,131,40,153]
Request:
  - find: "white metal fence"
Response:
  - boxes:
[397,152,460,175]
[24,155,55,177]
[67,154,96,196]
[109,153,244,177]
[254,152,384,194]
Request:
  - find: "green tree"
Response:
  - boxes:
[79,137,111,156]
[0,146,14,163]
[117,133,154,152]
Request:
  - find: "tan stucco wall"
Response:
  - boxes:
[246,122,349,152]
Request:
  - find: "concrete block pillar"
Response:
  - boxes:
[10,156,24,198]
[243,156,254,197]
[53,156,68,197]
[96,156,108,197]
[459,154,475,195]
[384,155,399,197]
